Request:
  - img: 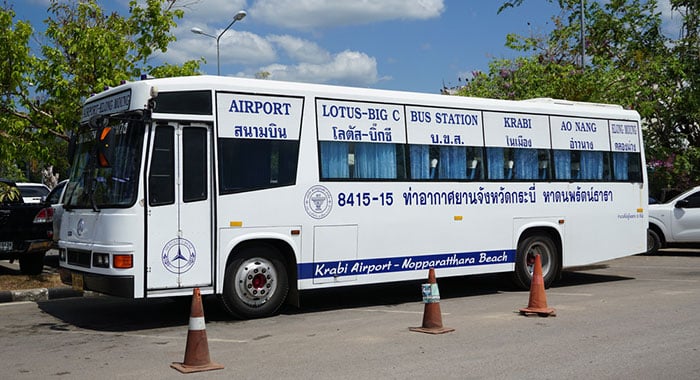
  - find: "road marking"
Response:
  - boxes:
[548,292,594,297]
[654,290,694,295]
[620,265,700,270]
[50,329,248,343]
[357,308,432,315]
[0,301,34,307]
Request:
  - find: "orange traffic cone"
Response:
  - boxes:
[519,254,556,317]
[409,268,455,334]
[171,288,224,373]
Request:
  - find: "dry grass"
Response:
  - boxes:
[0,273,66,291]
[0,258,67,291]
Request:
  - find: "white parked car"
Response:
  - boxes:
[16,182,50,203]
[44,180,68,247]
[647,185,700,254]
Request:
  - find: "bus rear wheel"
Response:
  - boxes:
[220,245,289,319]
[513,234,560,290]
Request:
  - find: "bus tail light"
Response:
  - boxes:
[113,254,133,269]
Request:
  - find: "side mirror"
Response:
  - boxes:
[675,199,689,209]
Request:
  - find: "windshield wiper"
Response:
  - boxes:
[86,177,101,212]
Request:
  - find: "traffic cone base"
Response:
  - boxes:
[410,268,454,334]
[409,325,456,334]
[518,306,556,317]
[172,288,224,373]
[518,254,556,317]
[171,361,225,374]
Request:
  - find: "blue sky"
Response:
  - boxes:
[13,0,683,94]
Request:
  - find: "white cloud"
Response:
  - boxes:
[250,0,444,29]
[255,50,378,86]
[218,30,278,64]
[657,0,683,38]
[167,29,276,65]
[266,35,331,64]
[164,0,420,86]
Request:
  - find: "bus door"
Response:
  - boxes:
[145,122,213,290]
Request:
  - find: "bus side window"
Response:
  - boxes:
[613,151,642,182]
[320,141,404,180]
[182,127,207,202]
[516,148,551,180]
[219,138,300,193]
[486,147,505,180]
[353,142,398,179]
[320,141,350,179]
[148,125,175,206]
[553,150,572,180]
[467,147,483,180]
[579,151,605,180]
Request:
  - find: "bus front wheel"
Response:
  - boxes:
[220,245,289,319]
[513,234,560,290]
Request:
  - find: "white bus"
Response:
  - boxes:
[58,75,648,318]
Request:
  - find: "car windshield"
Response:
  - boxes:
[64,114,146,210]
[18,185,49,197]
[662,189,693,204]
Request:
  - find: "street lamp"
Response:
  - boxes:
[191,10,247,75]
[580,0,585,68]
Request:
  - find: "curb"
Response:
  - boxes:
[0,287,89,304]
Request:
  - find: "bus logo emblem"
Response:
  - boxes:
[304,185,332,219]
[161,238,197,274]
[76,219,86,237]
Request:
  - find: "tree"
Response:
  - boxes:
[458,0,700,195]
[0,0,202,182]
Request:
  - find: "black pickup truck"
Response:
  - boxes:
[0,179,54,275]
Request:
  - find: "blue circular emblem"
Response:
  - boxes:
[161,238,197,274]
[304,185,332,219]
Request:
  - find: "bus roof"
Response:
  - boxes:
[84,75,640,122]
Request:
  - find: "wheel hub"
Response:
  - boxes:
[235,258,277,307]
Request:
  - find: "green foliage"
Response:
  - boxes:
[464,0,700,194]
[0,182,20,202]
[0,0,202,181]
[149,60,202,78]
[646,147,700,199]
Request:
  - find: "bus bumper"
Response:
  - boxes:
[58,268,134,298]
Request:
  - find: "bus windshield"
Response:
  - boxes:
[64,115,146,210]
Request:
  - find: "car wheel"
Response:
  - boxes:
[19,252,46,275]
[220,245,289,319]
[646,229,661,255]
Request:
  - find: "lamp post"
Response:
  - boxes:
[580,0,585,68]
[191,10,247,75]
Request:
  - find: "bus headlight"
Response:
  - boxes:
[93,253,110,268]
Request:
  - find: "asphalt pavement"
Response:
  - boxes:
[1,250,699,379]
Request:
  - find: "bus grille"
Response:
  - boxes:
[67,249,92,268]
